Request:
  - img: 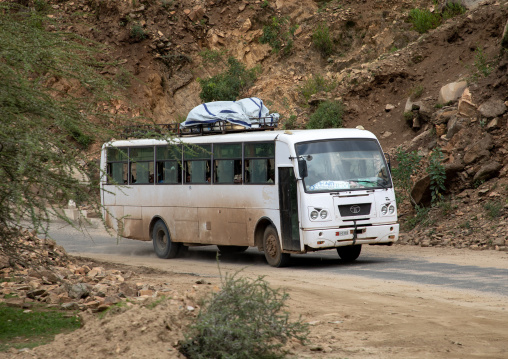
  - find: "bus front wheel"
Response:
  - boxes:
[263,225,290,267]
[152,220,181,259]
[337,244,362,262]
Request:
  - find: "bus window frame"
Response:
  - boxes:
[106,147,129,185]
[244,141,276,185]
[128,146,155,185]
[184,144,212,184]
[155,145,183,185]
[213,142,243,185]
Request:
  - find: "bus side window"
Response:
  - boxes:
[156,145,182,184]
[106,147,128,184]
[214,143,242,184]
[184,144,211,184]
[129,147,154,184]
[244,142,275,184]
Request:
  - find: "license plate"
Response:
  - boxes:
[336,230,348,237]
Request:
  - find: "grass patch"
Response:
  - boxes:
[0,303,81,352]
[298,74,337,102]
[483,200,504,220]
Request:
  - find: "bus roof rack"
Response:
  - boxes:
[121,117,278,139]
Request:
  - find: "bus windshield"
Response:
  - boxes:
[295,139,391,192]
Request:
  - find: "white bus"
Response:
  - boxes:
[100,128,399,267]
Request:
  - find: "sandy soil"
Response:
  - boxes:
[4,245,508,359]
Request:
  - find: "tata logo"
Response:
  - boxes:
[350,205,361,214]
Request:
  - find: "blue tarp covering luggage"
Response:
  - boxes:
[181,97,279,129]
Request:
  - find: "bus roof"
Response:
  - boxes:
[105,128,378,148]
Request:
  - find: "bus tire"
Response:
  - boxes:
[263,225,290,267]
[217,245,248,254]
[337,244,362,262]
[152,220,181,259]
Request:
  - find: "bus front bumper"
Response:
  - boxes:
[302,223,399,250]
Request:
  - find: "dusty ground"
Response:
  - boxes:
[4,245,508,359]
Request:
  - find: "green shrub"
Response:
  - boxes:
[306,100,344,129]
[198,57,258,102]
[130,24,146,42]
[312,23,334,57]
[260,16,297,56]
[34,0,50,12]
[179,271,308,359]
[299,74,336,102]
[427,147,446,204]
[392,148,421,206]
[473,46,492,77]
[408,8,441,34]
[442,2,466,21]
[409,3,465,34]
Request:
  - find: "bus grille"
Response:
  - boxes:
[338,203,371,217]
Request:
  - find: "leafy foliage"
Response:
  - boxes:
[179,271,308,359]
[260,16,298,56]
[306,100,344,129]
[198,57,258,102]
[426,147,446,204]
[392,148,422,206]
[312,23,334,57]
[0,3,124,258]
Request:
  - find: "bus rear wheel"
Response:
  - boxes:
[263,225,290,267]
[217,245,248,254]
[337,244,362,262]
[152,220,181,259]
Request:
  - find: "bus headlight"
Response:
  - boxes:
[381,205,388,215]
[389,205,395,214]
[310,210,319,220]
[320,210,328,219]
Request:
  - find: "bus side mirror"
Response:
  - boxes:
[298,158,308,178]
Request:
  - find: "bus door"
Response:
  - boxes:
[278,167,300,251]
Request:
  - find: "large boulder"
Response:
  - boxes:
[437,81,467,105]
[463,133,493,164]
[472,161,503,183]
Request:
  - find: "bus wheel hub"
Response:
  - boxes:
[266,235,277,257]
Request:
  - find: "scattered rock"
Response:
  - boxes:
[478,98,507,118]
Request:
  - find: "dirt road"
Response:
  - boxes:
[62,239,508,359]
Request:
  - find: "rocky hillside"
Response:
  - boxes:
[46,0,508,249]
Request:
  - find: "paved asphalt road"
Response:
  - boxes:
[48,221,508,297]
